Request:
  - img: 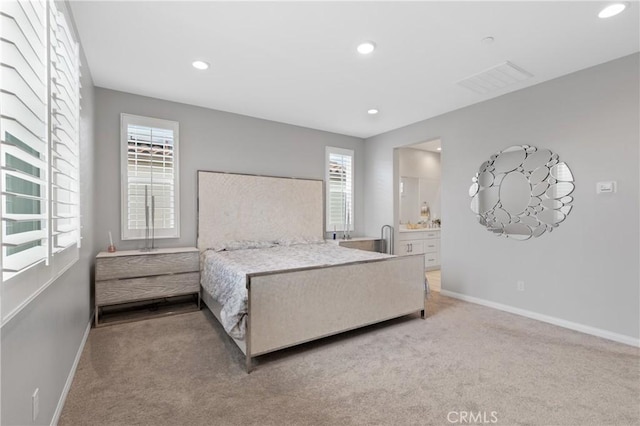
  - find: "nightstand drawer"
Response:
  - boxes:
[96,251,199,280]
[96,272,200,305]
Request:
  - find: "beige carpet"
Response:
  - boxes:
[60,293,639,426]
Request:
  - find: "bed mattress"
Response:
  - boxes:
[200,242,391,339]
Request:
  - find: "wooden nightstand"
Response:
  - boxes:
[328,237,384,253]
[95,247,200,326]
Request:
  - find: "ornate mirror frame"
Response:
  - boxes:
[469,145,574,240]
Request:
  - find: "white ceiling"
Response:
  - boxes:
[70,1,639,138]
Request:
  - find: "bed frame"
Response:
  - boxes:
[197,171,426,372]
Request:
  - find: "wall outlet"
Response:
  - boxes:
[517,281,525,292]
[32,388,39,422]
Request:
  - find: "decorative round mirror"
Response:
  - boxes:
[469,145,574,240]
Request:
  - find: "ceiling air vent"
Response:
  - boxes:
[457,61,533,94]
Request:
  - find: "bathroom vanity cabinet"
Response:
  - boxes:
[397,229,440,270]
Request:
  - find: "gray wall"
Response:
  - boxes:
[364,54,639,340]
[93,88,365,253]
[0,2,96,424]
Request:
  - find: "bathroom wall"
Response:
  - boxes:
[398,148,442,224]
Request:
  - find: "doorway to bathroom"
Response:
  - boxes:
[394,138,442,291]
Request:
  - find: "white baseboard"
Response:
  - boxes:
[51,319,91,426]
[440,290,640,348]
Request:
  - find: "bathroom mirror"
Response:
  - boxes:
[400,176,441,224]
[469,145,574,240]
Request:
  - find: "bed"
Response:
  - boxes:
[197,171,426,372]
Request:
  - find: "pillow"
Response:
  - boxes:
[209,240,276,252]
[275,236,326,246]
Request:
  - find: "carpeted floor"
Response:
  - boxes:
[60,293,639,426]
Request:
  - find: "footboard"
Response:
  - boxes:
[245,254,425,371]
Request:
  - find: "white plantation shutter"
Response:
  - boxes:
[0,0,81,322]
[50,1,80,252]
[1,0,49,280]
[121,114,179,240]
[325,147,354,232]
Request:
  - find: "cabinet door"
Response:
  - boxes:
[397,242,411,256]
[398,241,424,255]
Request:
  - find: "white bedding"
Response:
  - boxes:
[200,242,392,339]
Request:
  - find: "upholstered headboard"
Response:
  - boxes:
[197,171,324,251]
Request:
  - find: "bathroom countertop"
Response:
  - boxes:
[398,227,441,233]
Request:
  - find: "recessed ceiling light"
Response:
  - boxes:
[436,147,442,151]
[598,3,627,18]
[367,108,379,115]
[192,60,210,70]
[357,41,376,55]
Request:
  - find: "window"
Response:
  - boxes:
[325,147,354,232]
[1,0,80,320]
[121,114,179,240]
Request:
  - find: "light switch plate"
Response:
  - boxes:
[596,181,616,194]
